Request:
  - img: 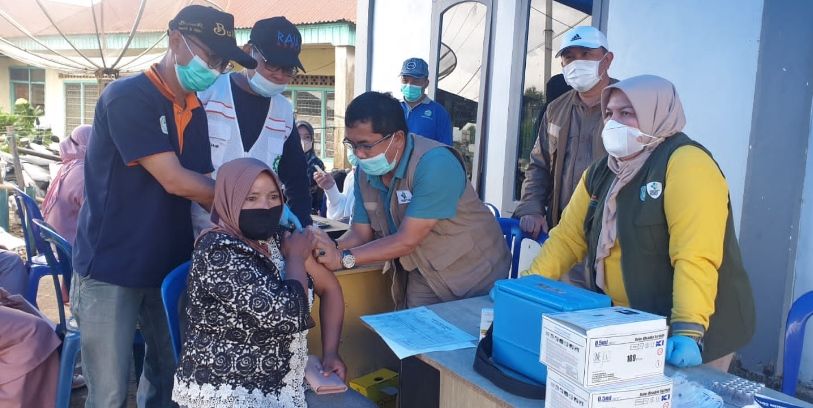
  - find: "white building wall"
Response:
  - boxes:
[43,70,66,139]
[604,0,764,231]
[369,0,433,96]
[792,100,813,384]
[481,0,520,209]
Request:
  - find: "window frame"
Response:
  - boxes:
[287,86,336,165]
[63,80,99,136]
[9,66,46,111]
[429,0,495,195]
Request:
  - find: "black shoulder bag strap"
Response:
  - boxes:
[473,325,547,400]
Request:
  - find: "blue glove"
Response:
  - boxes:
[280,204,303,232]
[666,335,703,368]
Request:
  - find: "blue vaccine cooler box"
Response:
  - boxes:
[491,275,611,384]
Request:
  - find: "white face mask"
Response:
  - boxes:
[562,56,604,92]
[247,70,287,97]
[246,48,287,97]
[601,120,658,158]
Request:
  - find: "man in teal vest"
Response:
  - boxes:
[313,92,510,308]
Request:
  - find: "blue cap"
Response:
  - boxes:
[400,57,429,78]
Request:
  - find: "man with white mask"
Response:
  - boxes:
[514,26,615,287]
[193,17,312,233]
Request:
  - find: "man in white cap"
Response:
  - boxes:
[514,26,615,287]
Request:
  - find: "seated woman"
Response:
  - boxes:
[43,124,91,245]
[313,148,357,222]
[0,287,60,408]
[524,75,755,372]
[172,158,346,407]
[42,124,91,302]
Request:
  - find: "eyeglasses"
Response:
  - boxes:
[184,35,233,73]
[252,46,299,78]
[343,133,394,153]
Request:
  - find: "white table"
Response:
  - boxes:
[398,296,811,407]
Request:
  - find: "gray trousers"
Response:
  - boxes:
[71,274,176,408]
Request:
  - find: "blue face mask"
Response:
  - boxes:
[401,83,423,102]
[358,136,398,176]
[346,148,359,167]
[174,36,220,92]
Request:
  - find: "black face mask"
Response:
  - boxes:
[238,206,283,240]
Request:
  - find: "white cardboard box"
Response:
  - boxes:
[546,370,673,408]
[540,307,668,387]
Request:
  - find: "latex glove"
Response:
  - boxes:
[280,204,303,232]
[666,335,703,368]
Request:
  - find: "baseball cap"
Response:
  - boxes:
[249,17,305,72]
[556,26,609,57]
[400,58,429,78]
[169,5,256,69]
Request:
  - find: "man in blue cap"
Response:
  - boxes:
[399,57,453,145]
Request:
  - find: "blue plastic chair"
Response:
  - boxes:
[497,218,524,278]
[32,219,79,408]
[485,202,501,218]
[13,187,53,307]
[497,217,549,279]
[161,261,191,363]
[782,291,813,396]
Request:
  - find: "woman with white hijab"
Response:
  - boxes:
[525,75,755,372]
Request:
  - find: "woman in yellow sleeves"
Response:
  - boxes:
[525,75,755,372]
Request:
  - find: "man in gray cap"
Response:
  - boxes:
[399,57,453,145]
[514,26,616,287]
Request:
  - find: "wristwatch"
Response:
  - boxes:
[341,249,356,269]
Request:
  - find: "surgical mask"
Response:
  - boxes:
[246,48,288,97]
[357,136,398,176]
[238,205,283,241]
[301,139,313,152]
[562,56,605,92]
[601,120,658,158]
[401,83,423,102]
[346,148,359,167]
[174,36,220,92]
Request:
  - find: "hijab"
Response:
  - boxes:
[199,157,285,258]
[593,75,687,290]
[42,125,92,216]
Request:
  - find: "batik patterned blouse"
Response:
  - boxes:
[172,231,314,408]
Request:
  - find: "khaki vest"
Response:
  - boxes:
[583,133,756,362]
[545,83,613,225]
[357,135,511,304]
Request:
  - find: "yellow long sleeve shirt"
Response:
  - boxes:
[525,145,729,330]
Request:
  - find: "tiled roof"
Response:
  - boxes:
[0,0,355,37]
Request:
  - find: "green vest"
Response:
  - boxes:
[583,133,755,362]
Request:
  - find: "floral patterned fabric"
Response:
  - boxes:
[172,231,315,408]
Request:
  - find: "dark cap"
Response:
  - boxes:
[249,17,305,72]
[169,5,256,69]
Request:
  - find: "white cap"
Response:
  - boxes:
[556,26,609,57]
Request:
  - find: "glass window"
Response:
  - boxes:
[513,1,591,200]
[9,68,28,82]
[436,1,489,185]
[30,69,46,82]
[10,67,46,113]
